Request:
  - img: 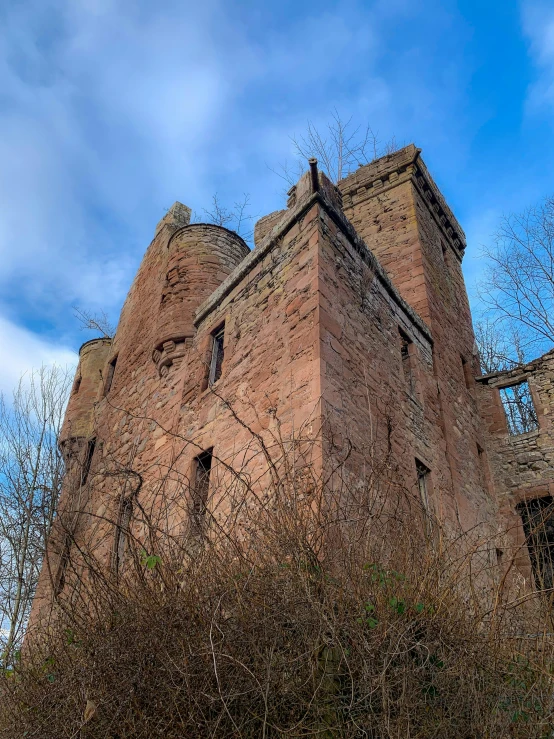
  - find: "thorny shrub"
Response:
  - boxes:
[1,421,554,738]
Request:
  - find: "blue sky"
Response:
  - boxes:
[1,0,553,393]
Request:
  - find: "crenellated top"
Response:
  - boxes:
[338,144,467,260]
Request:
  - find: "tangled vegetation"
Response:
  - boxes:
[0,393,553,738]
[1,454,553,738]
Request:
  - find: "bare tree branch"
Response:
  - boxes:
[73,307,115,340]
[0,366,71,668]
[478,196,554,360]
[474,319,526,374]
[271,110,399,186]
[198,193,255,243]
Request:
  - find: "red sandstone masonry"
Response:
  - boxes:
[28,147,554,629]
[339,149,495,533]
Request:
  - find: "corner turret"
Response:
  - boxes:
[59,337,113,457]
[152,224,249,376]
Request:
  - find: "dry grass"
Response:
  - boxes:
[1,420,554,738]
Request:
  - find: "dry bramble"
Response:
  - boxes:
[3,145,554,736]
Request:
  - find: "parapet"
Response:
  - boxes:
[254,210,287,248]
[60,337,113,446]
[286,161,343,211]
[339,144,466,255]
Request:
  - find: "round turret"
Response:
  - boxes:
[60,337,113,447]
[152,224,249,375]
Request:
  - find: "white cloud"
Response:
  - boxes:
[522,0,554,110]
[0,316,76,397]
[0,0,479,387]
[0,0,265,391]
[0,0,252,323]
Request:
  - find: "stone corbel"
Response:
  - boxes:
[152,335,193,377]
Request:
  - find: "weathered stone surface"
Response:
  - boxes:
[29,146,554,628]
[477,350,554,503]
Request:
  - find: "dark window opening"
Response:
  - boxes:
[54,535,71,596]
[499,381,538,436]
[209,326,225,386]
[517,497,554,591]
[461,355,473,390]
[399,328,414,393]
[104,355,118,395]
[441,240,447,261]
[72,375,82,395]
[191,449,213,534]
[476,443,487,487]
[113,497,133,576]
[495,548,504,566]
[415,459,431,512]
[81,438,96,486]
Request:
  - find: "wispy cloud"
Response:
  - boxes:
[0,316,76,397]
[522,0,554,111]
[3,0,547,389]
[0,0,238,322]
[0,0,404,358]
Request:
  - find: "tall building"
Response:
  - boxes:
[29,146,554,625]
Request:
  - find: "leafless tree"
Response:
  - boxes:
[73,306,115,339]
[474,319,539,434]
[474,318,526,374]
[478,196,554,359]
[198,193,255,243]
[0,366,71,669]
[2,390,554,735]
[273,109,398,186]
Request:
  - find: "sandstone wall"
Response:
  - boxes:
[477,353,554,500]
[339,149,495,533]
[30,151,554,629]
[475,352,554,578]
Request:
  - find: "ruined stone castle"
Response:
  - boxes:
[30,145,554,622]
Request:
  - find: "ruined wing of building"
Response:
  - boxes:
[28,145,554,627]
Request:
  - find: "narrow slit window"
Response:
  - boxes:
[208,326,225,386]
[54,535,72,596]
[415,459,431,512]
[499,381,538,435]
[81,438,96,486]
[72,375,82,395]
[461,355,473,390]
[104,355,118,395]
[399,328,414,393]
[441,240,447,261]
[114,497,133,575]
[476,443,488,490]
[517,497,554,591]
[191,449,213,535]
